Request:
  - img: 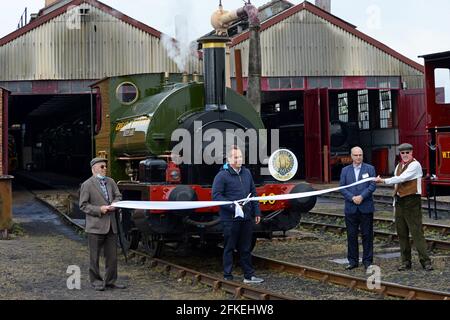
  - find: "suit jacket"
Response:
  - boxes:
[339,163,376,214]
[79,176,122,234]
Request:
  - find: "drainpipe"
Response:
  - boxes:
[246,4,262,114]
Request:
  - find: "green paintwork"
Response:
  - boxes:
[106,73,264,180]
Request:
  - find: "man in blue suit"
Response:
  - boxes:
[339,146,377,270]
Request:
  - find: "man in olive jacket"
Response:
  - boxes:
[79,157,125,291]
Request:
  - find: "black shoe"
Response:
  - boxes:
[223,276,234,281]
[422,264,434,271]
[345,264,359,270]
[397,263,412,271]
[105,283,127,289]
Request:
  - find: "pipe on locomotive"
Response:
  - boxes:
[200,3,261,112]
[211,4,260,36]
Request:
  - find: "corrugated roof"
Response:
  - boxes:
[0,0,162,47]
[231,0,424,73]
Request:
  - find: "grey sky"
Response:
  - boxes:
[1,0,449,65]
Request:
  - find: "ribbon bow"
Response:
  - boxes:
[234,194,252,219]
[234,201,244,218]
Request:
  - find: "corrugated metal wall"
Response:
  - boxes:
[231,10,423,88]
[0,3,202,81]
[0,89,4,175]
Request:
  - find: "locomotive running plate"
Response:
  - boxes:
[268,149,298,182]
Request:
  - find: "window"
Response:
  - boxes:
[434,68,450,104]
[379,90,393,128]
[116,82,139,105]
[289,100,297,110]
[280,78,292,89]
[338,93,349,123]
[358,90,370,130]
[292,77,304,89]
[268,78,280,90]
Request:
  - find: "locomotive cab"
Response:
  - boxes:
[420,51,450,199]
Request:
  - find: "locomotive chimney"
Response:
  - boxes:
[198,36,229,111]
[315,0,331,12]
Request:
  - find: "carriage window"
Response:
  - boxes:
[116,82,139,105]
[358,90,370,130]
[435,68,450,104]
[338,93,349,123]
[289,100,297,110]
[379,90,393,128]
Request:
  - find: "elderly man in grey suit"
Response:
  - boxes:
[79,157,126,291]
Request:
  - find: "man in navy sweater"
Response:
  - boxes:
[212,145,264,284]
[340,146,377,271]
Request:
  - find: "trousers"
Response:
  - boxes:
[395,195,430,266]
[88,225,118,286]
[222,219,255,279]
[345,209,374,267]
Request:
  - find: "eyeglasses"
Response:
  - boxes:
[100,165,107,169]
[400,151,411,155]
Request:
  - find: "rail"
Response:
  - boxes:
[299,220,450,251]
[252,254,450,300]
[309,210,450,236]
[129,250,293,301]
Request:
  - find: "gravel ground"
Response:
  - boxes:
[252,229,450,294]
[4,186,448,300]
[0,186,227,300]
[165,246,392,300]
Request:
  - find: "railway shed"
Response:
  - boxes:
[0,0,201,181]
[228,0,427,182]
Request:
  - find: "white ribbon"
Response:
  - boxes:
[234,201,244,218]
[112,177,376,211]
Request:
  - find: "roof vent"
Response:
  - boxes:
[79,8,90,16]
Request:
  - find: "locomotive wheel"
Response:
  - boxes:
[142,234,163,258]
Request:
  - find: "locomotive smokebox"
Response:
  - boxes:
[198,36,230,112]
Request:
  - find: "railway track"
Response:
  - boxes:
[320,192,450,216]
[36,193,450,300]
[129,250,293,300]
[252,254,450,300]
[309,210,450,236]
[299,219,450,251]
[35,194,293,300]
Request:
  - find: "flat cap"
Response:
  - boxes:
[398,143,413,152]
[90,157,108,167]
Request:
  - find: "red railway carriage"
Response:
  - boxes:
[420,51,450,201]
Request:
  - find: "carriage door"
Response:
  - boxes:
[304,88,331,183]
[398,89,426,165]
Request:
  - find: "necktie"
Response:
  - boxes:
[99,179,110,203]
